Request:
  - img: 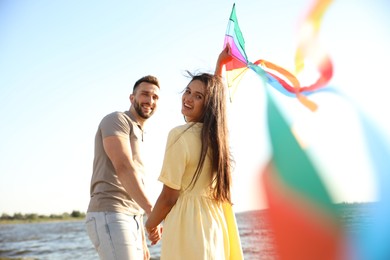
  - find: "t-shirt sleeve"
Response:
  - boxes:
[99,112,131,138]
[158,128,188,190]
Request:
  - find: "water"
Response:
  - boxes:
[0,221,97,260]
[0,204,371,260]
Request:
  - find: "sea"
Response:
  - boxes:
[0,203,372,260]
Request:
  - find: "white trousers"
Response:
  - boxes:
[85,212,143,260]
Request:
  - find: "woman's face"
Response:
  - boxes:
[181,80,206,122]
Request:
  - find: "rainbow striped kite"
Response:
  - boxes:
[222,2,390,259]
[224,3,333,111]
[223,2,345,259]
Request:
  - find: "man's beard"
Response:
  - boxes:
[134,100,154,119]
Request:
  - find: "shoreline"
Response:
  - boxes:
[1,202,374,225]
[0,217,85,225]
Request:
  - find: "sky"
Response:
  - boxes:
[0,0,389,215]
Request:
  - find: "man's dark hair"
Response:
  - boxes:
[133,75,160,91]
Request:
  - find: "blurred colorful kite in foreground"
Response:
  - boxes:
[222,1,390,260]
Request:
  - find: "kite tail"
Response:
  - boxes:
[251,60,319,111]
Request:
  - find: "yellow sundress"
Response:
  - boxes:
[158,123,243,260]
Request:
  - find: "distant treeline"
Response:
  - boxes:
[0,210,86,221]
[1,202,375,222]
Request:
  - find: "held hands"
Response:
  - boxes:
[145,224,163,246]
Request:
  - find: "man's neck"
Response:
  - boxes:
[128,108,145,129]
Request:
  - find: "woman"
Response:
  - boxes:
[145,46,243,260]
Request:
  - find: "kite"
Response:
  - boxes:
[222,2,346,259]
[262,90,345,260]
[224,2,333,111]
[222,2,390,259]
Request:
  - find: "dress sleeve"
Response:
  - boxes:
[158,127,188,190]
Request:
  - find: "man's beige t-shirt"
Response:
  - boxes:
[87,110,145,215]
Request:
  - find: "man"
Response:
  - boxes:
[86,75,162,259]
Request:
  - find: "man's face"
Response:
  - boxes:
[131,82,160,119]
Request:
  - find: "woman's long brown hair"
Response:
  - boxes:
[186,72,233,204]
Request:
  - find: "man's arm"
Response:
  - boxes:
[103,135,153,215]
[140,220,151,260]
